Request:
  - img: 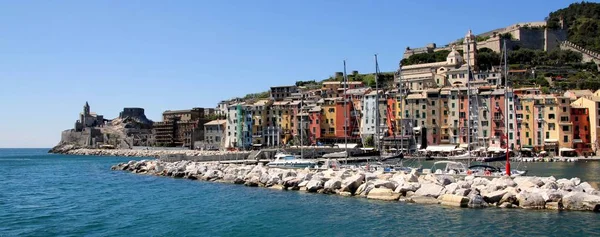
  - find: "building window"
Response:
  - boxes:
[564,136,569,143]
[562,126,569,132]
[526,132,529,137]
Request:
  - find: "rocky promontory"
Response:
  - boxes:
[112,160,600,212]
[51,146,251,158]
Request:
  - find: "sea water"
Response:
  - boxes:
[1,149,599,236]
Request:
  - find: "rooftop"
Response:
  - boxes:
[204,119,226,126]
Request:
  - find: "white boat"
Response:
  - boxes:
[428,161,527,177]
[267,153,316,169]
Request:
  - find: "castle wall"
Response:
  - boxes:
[545,29,567,51]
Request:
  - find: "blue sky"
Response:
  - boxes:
[0,0,584,148]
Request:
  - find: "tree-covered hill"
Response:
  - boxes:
[547,1,600,52]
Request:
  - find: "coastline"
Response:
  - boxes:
[112,159,600,212]
[49,144,251,158]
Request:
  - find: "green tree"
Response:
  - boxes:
[476,47,501,70]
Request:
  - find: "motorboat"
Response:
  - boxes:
[267,153,316,169]
[427,161,527,177]
[467,164,527,177]
[322,149,380,158]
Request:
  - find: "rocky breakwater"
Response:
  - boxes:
[58,148,251,159]
[112,160,600,212]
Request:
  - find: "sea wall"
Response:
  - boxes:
[51,146,251,159]
[112,160,600,212]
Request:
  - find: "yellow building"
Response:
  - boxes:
[320,98,337,138]
[249,99,272,146]
[519,96,536,149]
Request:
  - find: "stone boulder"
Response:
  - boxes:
[324,178,342,191]
[306,180,324,192]
[562,192,600,211]
[394,182,421,194]
[454,188,471,197]
[340,174,365,194]
[414,183,445,198]
[410,196,440,205]
[472,177,490,187]
[373,180,397,190]
[367,188,400,201]
[516,191,546,209]
[244,176,261,187]
[455,180,471,189]
[439,194,469,207]
[514,177,544,189]
[436,175,455,186]
[468,194,488,208]
[574,182,596,194]
[443,183,459,195]
[483,190,507,204]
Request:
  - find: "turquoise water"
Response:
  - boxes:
[1,149,600,237]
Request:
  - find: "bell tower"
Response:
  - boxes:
[463,30,478,71]
[84,101,90,116]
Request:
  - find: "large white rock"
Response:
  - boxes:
[571,177,581,186]
[373,180,397,190]
[539,189,563,202]
[516,191,546,209]
[365,173,378,182]
[306,180,324,192]
[367,188,400,201]
[454,188,471,197]
[514,177,544,189]
[340,173,365,194]
[562,191,600,211]
[324,178,342,190]
[472,177,490,187]
[574,182,596,193]
[407,169,420,182]
[419,174,439,184]
[414,183,445,198]
[439,194,469,207]
[483,190,507,204]
[455,180,471,189]
[468,194,488,208]
[394,182,421,193]
[541,182,559,190]
[444,183,459,195]
[436,175,455,186]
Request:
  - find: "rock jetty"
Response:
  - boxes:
[112,160,600,212]
[51,145,250,158]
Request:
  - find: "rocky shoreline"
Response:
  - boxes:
[112,160,600,212]
[50,144,250,158]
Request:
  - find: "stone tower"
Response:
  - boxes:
[84,101,90,117]
[463,30,477,71]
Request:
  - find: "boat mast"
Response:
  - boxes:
[300,91,304,159]
[503,39,511,176]
[343,60,349,162]
[374,54,382,155]
[399,65,404,155]
[466,36,472,163]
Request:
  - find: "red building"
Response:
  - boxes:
[571,106,592,156]
[308,106,322,145]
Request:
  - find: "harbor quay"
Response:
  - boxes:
[112,159,600,212]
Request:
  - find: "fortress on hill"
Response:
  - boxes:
[403,21,567,59]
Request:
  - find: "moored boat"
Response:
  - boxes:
[267,153,316,169]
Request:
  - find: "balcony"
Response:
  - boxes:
[252,133,263,138]
[493,116,503,121]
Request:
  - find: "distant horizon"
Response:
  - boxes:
[0,0,583,148]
